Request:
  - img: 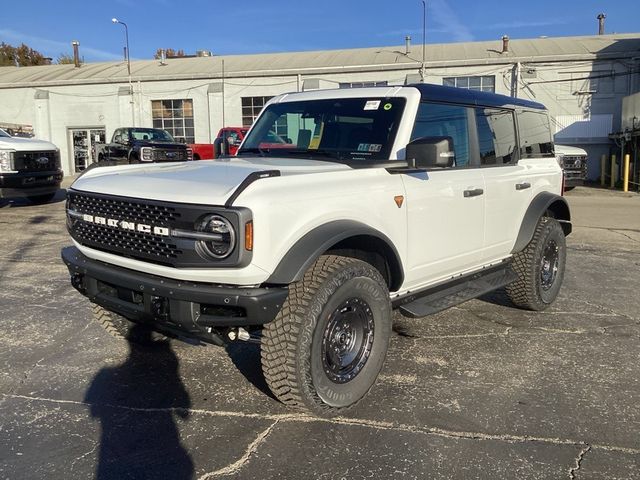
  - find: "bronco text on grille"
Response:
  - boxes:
[65,190,251,268]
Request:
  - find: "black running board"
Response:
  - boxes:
[394,263,517,318]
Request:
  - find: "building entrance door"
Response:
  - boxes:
[69,128,106,173]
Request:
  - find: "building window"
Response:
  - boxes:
[443,76,495,92]
[242,96,273,127]
[241,96,289,135]
[151,99,194,143]
[339,81,389,89]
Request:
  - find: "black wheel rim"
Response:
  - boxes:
[321,298,375,384]
[540,239,560,291]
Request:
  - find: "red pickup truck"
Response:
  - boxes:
[189,127,248,160]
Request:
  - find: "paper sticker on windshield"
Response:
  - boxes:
[358,143,382,152]
[383,102,393,111]
[364,100,381,111]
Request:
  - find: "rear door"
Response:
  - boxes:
[474,107,532,262]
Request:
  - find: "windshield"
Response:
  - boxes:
[0,129,10,138]
[129,128,175,142]
[238,97,406,163]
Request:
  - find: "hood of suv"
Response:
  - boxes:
[71,157,350,205]
[131,140,186,149]
[0,136,58,152]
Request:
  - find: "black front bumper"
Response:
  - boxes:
[61,246,288,343]
[0,170,63,198]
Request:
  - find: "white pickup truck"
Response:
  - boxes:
[0,128,63,203]
[62,84,571,416]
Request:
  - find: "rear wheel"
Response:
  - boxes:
[261,255,392,417]
[506,216,566,311]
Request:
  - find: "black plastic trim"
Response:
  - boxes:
[61,246,288,331]
[512,192,571,253]
[267,220,404,290]
[225,170,281,207]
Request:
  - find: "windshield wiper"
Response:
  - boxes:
[237,147,267,157]
[282,149,344,161]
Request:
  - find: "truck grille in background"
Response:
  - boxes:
[14,151,59,172]
[561,155,588,178]
[153,149,187,161]
[67,191,184,266]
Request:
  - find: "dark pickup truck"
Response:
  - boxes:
[95,128,193,165]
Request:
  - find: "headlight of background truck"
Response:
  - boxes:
[0,150,16,172]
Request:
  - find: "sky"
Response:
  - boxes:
[1,0,639,63]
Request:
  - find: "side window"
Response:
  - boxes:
[475,108,517,165]
[517,110,554,158]
[411,103,470,167]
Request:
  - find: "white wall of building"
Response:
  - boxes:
[0,56,636,179]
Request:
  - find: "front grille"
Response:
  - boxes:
[71,194,181,224]
[561,155,587,174]
[153,149,187,161]
[66,190,247,268]
[14,150,59,172]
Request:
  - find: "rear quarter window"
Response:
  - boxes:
[517,110,554,158]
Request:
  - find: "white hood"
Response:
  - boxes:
[0,136,58,152]
[71,157,350,205]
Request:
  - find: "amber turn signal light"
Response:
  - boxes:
[245,221,253,251]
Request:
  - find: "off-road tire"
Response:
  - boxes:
[506,216,566,311]
[27,192,56,204]
[261,255,392,417]
[92,303,166,344]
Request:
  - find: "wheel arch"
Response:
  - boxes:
[266,220,404,292]
[512,192,571,254]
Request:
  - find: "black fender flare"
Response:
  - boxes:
[267,220,404,290]
[512,192,571,253]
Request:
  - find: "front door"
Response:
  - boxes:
[401,102,485,289]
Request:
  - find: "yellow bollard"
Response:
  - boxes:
[610,154,617,188]
[600,154,607,186]
[623,154,630,192]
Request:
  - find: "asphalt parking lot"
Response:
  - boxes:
[1,182,639,479]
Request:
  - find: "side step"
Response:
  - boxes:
[396,264,518,318]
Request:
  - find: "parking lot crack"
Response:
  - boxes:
[197,419,281,478]
[569,444,591,479]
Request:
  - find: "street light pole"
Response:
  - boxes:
[112,17,134,125]
[111,18,131,79]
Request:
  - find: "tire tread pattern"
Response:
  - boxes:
[261,255,387,416]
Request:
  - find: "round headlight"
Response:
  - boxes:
[196,215,236,259]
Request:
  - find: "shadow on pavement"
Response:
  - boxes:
[0,188,67,208]
[225,341,277,400]
[84,325,194,479]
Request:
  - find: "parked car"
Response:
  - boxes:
[0,128,62,204]
[63,84,571,416]
[94,128,192,166]
[189,127,249,160]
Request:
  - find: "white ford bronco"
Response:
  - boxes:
[62,84,571,416]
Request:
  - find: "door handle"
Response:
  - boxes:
[515,182,531,190]
[463,188,484,198]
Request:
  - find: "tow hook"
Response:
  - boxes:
[227,327,261,344]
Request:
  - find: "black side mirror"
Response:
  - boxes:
[406,136,455,168]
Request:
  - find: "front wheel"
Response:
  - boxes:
[261,255,392,417]
[506,216,567,311]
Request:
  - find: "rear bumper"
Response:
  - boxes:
[61,246,288,342]
[0,170,63,198]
